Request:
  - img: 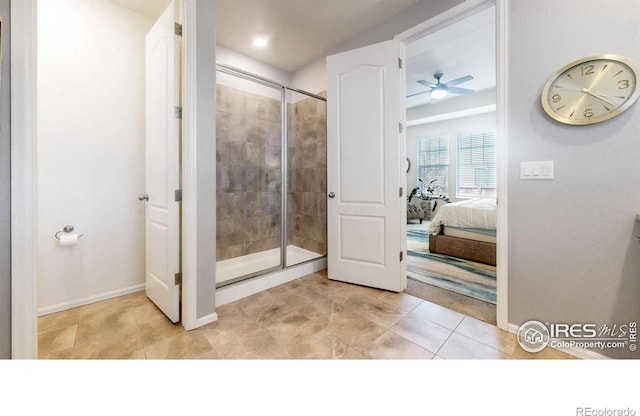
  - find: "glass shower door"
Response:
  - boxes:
[215,70,283,284]
[286,90,327,267]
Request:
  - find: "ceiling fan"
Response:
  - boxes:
[407,73,474,100]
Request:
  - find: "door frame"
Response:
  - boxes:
[394,0,508,330]
[9,0,211,358]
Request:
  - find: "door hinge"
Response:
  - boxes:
[174,189,182,202]
[175,106,183,119]
[399,123,403,133]
[399,187,403,197]
[400,251,404,262]
[174,272,182,285]
[175,23,183,37]
[398,57,403,69]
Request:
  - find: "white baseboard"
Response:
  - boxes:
[193,312,219,329]
[507,323,611,360]
[216,258,327,307]
[37,284,145,317]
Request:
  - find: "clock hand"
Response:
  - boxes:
[590,91,613,98]
[581,88,614,106]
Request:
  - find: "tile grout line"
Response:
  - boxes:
[453,316,517,358]
[432,316,468,358]
[432,329,456,359]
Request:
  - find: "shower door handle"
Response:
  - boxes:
[328,192,336,199]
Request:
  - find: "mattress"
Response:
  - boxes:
[443,226,496,244]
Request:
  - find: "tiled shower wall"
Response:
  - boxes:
[216,83,282,261]
[288,93,327,256]
[216,83,327,262]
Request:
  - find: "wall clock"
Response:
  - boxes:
[541,54,640,125]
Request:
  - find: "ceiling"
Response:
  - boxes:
[216,0,418,72]
[109,0,419,73]
[405,6,496,108]
[109,0,495,109]
[109,0,171,19]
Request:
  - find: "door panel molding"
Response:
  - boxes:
[327,39,405,293]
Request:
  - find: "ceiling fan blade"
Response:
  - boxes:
[406,90,430,98]
[417,80,436,88]
[443,75,474,87]
[447,87,474,95]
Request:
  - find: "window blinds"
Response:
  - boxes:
[417,136,449,194]
[456,130,496,198]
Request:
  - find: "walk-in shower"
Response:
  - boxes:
[215,65,327,286]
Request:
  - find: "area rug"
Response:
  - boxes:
[406,226,496,304]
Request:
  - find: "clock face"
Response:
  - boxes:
[541,55,640,125]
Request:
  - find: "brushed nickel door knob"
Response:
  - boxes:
[328,192,336,198]
[138,194,149,201]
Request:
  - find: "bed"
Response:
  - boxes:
[427,198,497,266]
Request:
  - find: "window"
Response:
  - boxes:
[417,136,449,194]
[457,129,496,198]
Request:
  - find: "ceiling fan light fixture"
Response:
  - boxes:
[430,88,447,99]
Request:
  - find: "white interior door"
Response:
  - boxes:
[144,1,180,322]
[327,39,407,292]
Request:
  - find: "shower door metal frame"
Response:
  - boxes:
[215,64,327,288]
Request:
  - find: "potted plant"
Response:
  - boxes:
[408,178,450,218]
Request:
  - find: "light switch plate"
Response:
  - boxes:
[521,161,554,180]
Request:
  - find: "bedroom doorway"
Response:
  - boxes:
[402,4,498,325]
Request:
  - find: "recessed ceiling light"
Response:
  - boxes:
[252,36,269,49]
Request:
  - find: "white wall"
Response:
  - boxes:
[217,45,292,87]
[291,59,327,95]
[37,0,154,313]
[407,112,496,198]
[507,0,640,358]
[216,70,283,101]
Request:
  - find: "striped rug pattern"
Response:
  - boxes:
[406,228,496,304]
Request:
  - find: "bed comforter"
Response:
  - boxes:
[428,198,497,235]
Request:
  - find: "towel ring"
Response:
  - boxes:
[54,225,84,240]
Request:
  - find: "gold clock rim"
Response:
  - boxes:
[540,54,640,126]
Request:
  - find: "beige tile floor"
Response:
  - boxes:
[38,270,576,360]
[406,277,497,325]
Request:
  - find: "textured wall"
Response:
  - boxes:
[0,0,11,359]
[507,0,640,358]
[216,83,282,261]
[288,93,327,256]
